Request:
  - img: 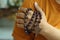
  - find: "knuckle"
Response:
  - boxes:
[16,19,24,24]
[16,13,25,18]
[16,24,24,28]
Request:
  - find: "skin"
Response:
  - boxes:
[55,0,60,4]
[35,2,60,40]
[16,2,60,40]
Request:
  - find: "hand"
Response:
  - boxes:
[16,8,34,28]
[34,2,48,30]
[34,2,60,40]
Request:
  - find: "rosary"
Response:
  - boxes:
[21,8,42,37]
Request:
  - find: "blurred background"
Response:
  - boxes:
[0,0,23,40]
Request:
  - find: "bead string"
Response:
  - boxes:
[24,8,42,35]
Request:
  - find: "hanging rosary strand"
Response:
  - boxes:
[21,8,42,36]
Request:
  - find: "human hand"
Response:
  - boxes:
[35,2,60,40]
[16,2,48,33]
[34,2,48,30]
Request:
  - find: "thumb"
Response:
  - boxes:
[34,2,47,21]
[34,2,44,14]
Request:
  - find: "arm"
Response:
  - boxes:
[40,22,60,40]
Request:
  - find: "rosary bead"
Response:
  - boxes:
[25,29,31,34]
[24,8,42,35]
[26,8,32,13]
[31,18,34,21]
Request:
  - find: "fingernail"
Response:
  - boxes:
[35,2,38,6]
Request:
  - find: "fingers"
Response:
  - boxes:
[16,12,25,28]
[16,23,24,28]
[16,19,24,24]
[19,7,34,20]
[16,12,25,19]
[19,7,27,13]
[16,11,33,28]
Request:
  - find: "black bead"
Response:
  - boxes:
[31,19,33,21]
[38,21,40,23]
[25,29,31,34]
[24,16,28,19]
[32,14,35,18]
[32,16,35,18]
[29,21,32,23]
[33,12,35,15]
[39,14,42,19]
[24,21,26,23]
[40,17,42,19]
[27,24,30,27]
[27,8,32,11]
[36,14,38,16]
[36,17,38,19]
[26,8,32,13]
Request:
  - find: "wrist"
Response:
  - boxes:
[39,22,51,34]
